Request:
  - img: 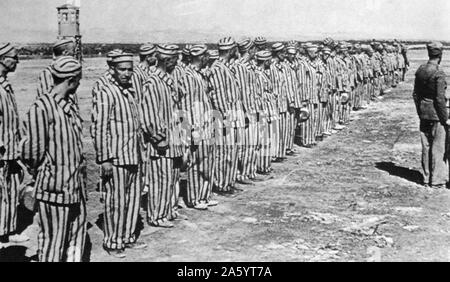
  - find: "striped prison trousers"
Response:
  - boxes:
[145,157,181,225]
[316,102,328,138]
[238,118,259,180]
[299,103,317,146]
[102,165,141,250]
[185,142,215,207]
[256,118,271,174]
[286,109,298,152]
[214,127,240,191]
[327,91,337,131]
[37,196,86,262]
[0,163,20,237]
[277,112,288,159]
[270,119,280,158]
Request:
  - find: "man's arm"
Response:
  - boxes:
[434,71,448,125]
[91,85,113,164]
[21,102,48,169]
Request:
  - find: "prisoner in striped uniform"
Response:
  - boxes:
[91,53,146,258]
[284,46,300,154]
[141,44,183,228]
[135,44,158,94]
[21,57,85,262]
[206,37,243,194]
[36,39,79,105]
[0,43,29,247]
[254,51,274,174]
[299,44,320,147]
[321,46,338,135]
[234,38,259,183]
[270,43,289,160]
[180,45,218,210]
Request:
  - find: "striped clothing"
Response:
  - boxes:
[37,197,86,262]
[182,65,215,206]
[269,62,288,113]
[22,93,85,205]
[91,74,141,166]
[0,77,20,161]
[205,60,241,190]
[141,68,183,159]
[206,60,244,129]
[0,76,21,237]
[183,65,214,141]
[142,68,183,224]
[37,66,79,105]
[91,73,142,250]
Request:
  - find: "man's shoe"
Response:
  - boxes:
[237,179,253,185]
[125,241,148,250]
[194,203,208,210]
[206,200,219,207]
[153,221,175,228]
[431,184,446,189]
[8,234,30,243]
[104,247,127,259]
[250,176,266,182]
[286,150,295,156]
[230,185,244,192]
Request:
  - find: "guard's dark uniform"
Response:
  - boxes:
[413,42,448,186]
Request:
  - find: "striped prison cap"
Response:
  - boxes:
[218,37,236,51]
[238,38,254,52]
[140,44,156,56]
[272,42,285,52]
[255,50,272,61]
[107,49,124,63]
[54,38,75,49]
[254,37,267,46]
[190,45,208,57]
[50,56,82,79]
[208,50,219,60]
[157,44,179,56]
[0,43,15,57]
[287,40,298,47]
[306,43,318,50]
[286,46,297,55]
[111,53,134,64]
[321,46,331,54]
[182,44,193,56]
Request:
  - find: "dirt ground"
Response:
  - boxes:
[2,50,450,262]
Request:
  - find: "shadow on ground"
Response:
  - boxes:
[375,162,423,185]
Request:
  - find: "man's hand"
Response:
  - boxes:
[445,120,450,126]
[101,161,113,179]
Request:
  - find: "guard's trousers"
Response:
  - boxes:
[420,120,448,186]
[37,197,86,262]
[103,165,140,250]
[0,162,20,237]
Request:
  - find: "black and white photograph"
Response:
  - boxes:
[0,0,450,265]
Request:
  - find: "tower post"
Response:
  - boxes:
[57,3,82,62]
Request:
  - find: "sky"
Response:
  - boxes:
[0,0,449,43]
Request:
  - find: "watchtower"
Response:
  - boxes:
[57,3,82,62]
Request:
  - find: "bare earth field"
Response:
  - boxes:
[2,50,450,262]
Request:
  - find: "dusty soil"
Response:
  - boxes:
[2,50,450,262]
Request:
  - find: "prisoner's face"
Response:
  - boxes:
[113,62,133,86]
